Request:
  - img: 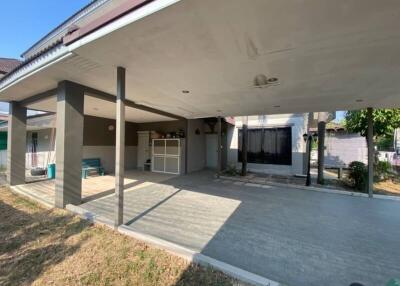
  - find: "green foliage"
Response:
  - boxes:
[311,139,318,150]
[376,135,394,151]
[224,165,239,176]
[374,161,392,181]
[348,161,368,192]
[344,109,400,137]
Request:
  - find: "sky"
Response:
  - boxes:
[0,0,90,113]
[0,0,347,121]
[1,0,90,59]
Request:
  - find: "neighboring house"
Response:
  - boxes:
[0,113,56,169]
[0,58,21,79]
[227,114,307,175]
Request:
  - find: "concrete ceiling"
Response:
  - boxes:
[26,95,175,123]
[2,0,400,118]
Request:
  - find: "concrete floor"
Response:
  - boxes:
[79,170,400,286]
[11,170,175,207]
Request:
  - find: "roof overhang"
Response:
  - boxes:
[2,0,400,118]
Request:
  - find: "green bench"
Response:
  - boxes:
[82,158,105,179]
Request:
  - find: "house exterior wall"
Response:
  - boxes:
[26,128,55,169]
[187,119,206,172]
[83,115,137,146]
[228,114,307,175]
[8,116,207,175]
[136,120,186,139]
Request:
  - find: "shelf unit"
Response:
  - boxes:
[151,138,181,175]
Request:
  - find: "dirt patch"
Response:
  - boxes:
[375,180,400,196]
[0,188,245,286]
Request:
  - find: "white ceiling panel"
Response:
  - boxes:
[26,95,175,123]
[2,0,400,117]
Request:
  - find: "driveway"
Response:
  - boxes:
[80,171,400,286]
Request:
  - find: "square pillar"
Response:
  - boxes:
[7,101,26,185]
[241,117,248,176]
[367,107,374,198]
[115,67,126,227]
[185,119,189,174]
[217,116,222,175]
[55,81,84,208]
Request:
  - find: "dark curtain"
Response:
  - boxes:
[239,127,291,165]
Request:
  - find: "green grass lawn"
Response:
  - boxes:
[0,188,244,286]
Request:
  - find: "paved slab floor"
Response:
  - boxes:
[11,170,175,206]
[79,171,400,286]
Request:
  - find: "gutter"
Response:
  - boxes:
[64,0,155,45]
[0,43,73,93]
[64,0,181,49]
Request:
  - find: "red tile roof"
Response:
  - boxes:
[0,58,21,74]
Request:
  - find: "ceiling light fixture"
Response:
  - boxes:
[253,74,279,88]
[182,90,190,94]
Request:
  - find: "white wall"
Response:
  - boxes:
[228,114,306,175]
[0,150,6,169]
[323,132,367,166]
[26,151,55,169]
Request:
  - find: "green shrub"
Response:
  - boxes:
[348,161,368,192]
[224,165,239,176]
[374,161,392,181]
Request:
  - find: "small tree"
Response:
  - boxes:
[344,109,400,138]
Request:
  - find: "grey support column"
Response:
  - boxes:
[7,101,26,186]
[367,107,374,198]
[55,81,84,208]
[185,119,189,174]
[115,66,126,227]
[241,117,248,177]
[317,112,328,185]
[217,116,222,176]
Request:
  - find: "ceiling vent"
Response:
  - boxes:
[253,74,279,88]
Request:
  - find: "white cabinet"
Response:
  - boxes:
[152,139,182,174]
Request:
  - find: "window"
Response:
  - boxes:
[238,127,292,165]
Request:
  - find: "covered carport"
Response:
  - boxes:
[1,1,400,283]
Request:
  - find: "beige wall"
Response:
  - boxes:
[187,119,206,172]
[24,116,210,174]
[83,115,137,146]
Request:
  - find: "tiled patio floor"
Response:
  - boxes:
[10,170,175,207]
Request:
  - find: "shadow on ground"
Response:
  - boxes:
[89,170,400,286]
[0,196,90,286]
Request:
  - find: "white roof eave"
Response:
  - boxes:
[0,0,181,96]
[0,45,73,94]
